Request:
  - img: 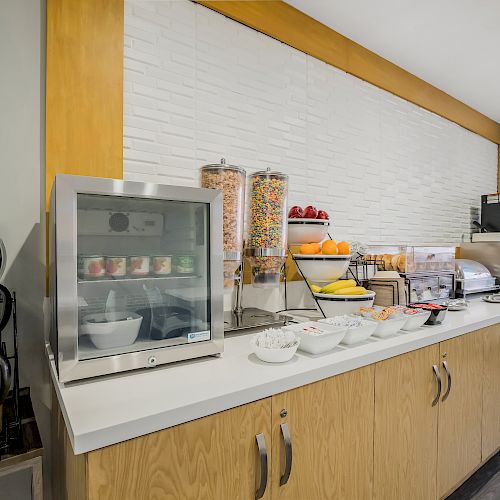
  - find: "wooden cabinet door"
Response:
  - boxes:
[86,398,272,500]
[373,344,440,500]
[482,324,500,460]
[437,330,484,499]
[271,365,374,500]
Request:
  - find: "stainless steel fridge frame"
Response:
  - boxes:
[49,174,224,383]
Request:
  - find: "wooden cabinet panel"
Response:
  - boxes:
[437,331,484,498]
[51,389,87,500]
[373,344,439,500]
[482,324,500,460]
[87,399,271,500]
[271,365,374,500]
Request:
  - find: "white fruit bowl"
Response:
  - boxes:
[313,291,376,317]
[81,312,142,350]
[293,254,351,282]
[287,218,330,244]
[283,321,347,354]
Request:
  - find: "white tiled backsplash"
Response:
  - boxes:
[124,0,497,310]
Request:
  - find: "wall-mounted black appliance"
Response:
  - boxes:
[479,193,500,232]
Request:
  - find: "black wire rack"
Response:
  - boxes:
[0,291,21,454]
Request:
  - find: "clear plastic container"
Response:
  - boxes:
[405,246,455,273]
[245,168,288,287]
[365,245,456,273]
[200,159,246,287]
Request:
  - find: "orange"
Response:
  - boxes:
[337,241,350,255]
[300,243,314,254]
[309,243,321,254]
[300,243,322,254]
[321,240,338,255]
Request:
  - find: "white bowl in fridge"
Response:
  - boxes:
[81,312,142,350]
[400,310,431,331]
[287,218,330,244]
[319,317,378,345]
[313,290,375,316]
[293,254,351,282]
[283,321,347,354]
[371,315,407,338]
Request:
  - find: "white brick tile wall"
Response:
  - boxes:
[124,0,497,248]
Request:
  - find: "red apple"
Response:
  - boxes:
[316,210,329,220]
[302,205,317,219]
[288,206,303,218]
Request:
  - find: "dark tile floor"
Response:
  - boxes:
[447,452,500,500]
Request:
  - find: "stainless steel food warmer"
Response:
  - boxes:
[49,174,223,382]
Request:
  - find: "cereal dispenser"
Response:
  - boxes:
[245,168,288,287]
[200,159,246,288]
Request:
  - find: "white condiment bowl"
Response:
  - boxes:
[400,310,431,331]
[283,321,346,355]
[81,312,142,350]
[287,218,330,244]
[250,337,299,363]
[293,254,351,282]
[371,315,407,338]
[318,316,378,345]
[341,320,378,345]
[313,291,376,316]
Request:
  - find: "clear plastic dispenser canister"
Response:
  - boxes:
[200,158,246,288]
[245,168,288,287]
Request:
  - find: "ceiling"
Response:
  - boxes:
[285,0,500,124]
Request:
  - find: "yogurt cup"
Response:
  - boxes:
[176,255,195,274]
[152,255,172,276]
[105,256,127,277]
[128,256,150,277]
[80,255,105,279]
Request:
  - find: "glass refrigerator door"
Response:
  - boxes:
[76,194,211,360]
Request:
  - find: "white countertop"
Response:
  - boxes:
[50,299,500,454]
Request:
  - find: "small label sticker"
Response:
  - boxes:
[187,330,210,343]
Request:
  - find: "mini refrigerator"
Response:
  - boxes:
[49,174,223,382]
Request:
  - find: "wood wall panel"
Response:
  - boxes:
[46,0,124,208]
[196,1,500,145]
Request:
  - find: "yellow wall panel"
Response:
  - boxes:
[46,0,124,208]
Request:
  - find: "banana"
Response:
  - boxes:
[320,279,356,294]
[310,284,322,293]
[333,286,368,295]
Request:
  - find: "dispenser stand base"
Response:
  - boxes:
[224,308,291,334]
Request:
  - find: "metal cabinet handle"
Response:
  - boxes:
[255,433,268,499]
[441,360,452,402]
[280,423,293,486]
[432,364,442,407]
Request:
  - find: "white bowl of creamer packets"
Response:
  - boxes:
[251,329,299,363]
[283,321,346,354]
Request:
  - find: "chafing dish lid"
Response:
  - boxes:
[455,259,492,280]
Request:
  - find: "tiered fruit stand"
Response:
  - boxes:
[282,221,376,317]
